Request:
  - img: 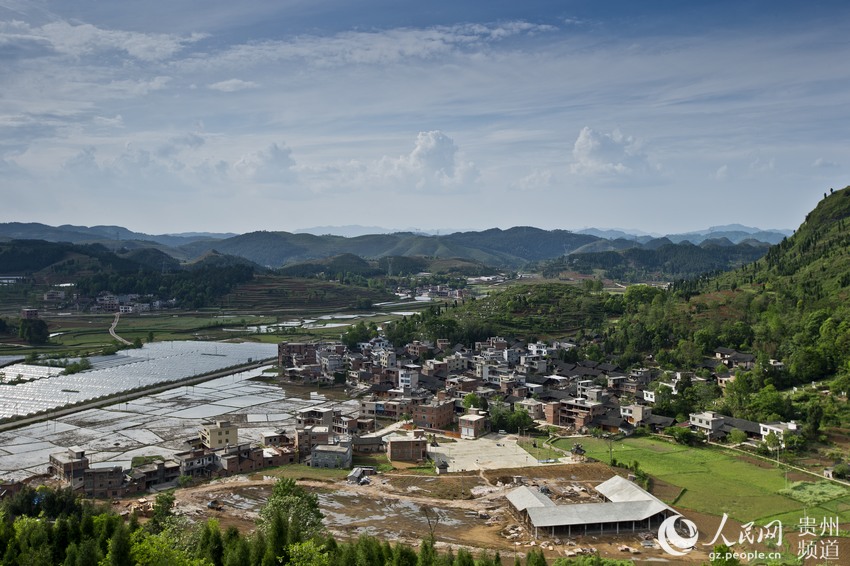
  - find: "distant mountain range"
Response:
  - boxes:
[0,221,790,273]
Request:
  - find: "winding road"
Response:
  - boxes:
[109,313,133,345]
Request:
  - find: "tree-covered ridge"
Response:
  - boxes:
[541,240,769,282]
[75,265,256,309]
[0,240,146,275]
[383,283,618,346]
[175,228,604,269]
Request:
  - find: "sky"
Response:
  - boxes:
[2,0,850,236]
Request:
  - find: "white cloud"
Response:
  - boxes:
[715,164,729,181]
[62,146,100,173]
[369,131,478,192]
[208,79,259,92]
[180,21,556,71]
[748,157,775,173]
[105,76,171,97]
[514,169,553,191]
[813,157,838,168]
[234,142,297,184]
[37,21,203,62]
[569,127,652,178]
[155,132,206,159]
[93,115,124,128]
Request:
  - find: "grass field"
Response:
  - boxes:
[517,435,563,462]
[247,464,348,482]
[555,436,850,525]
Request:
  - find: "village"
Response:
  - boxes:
[0,329,793,561]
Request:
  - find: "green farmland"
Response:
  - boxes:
[556,436,850,525]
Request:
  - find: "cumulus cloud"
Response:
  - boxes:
[62,146,100,173]
[156,132,205,158]
[208,79,259,92]
[0,155,27,177]
[569,127,653,178]
[748,157,774,173]
[813,157,838,168]
[370,130,478,191]
[234,142,297,183]
[514,169,554,191]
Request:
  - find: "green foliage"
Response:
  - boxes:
[258,478,324,541]
[63,356,92,375]
[665,426,705,446]
[147,492,175,534]
[76,264,255,309]
[386,283,615,345]
[727,429,747,444]
[18,318,49,344]
[709,544,742,566]
[778,481,847,505]
[461,393,484,410]
[341,320,378,349]
[544,239,769,282]
[488,401,535,434]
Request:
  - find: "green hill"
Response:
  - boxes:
[664,185,850,382]
[553,239,769,282]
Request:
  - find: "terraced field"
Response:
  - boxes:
[221,276,395,313]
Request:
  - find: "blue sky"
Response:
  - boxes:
[2,0,849,235]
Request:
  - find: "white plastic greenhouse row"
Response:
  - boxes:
[0,341,277,419]
[0,363,64,381]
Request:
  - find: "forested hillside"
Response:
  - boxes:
[542,240,769,282]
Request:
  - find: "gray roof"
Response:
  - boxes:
[596,475,660,503]
[527,499,669,527]
[506,486,556,512]
[510,475,674,530]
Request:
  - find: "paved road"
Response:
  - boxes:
[109,313,132,345]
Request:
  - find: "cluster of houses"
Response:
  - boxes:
[88,293,171,314]
[48,420,298,498]
[36,288,174,314]
[281,337,797,448]
[46,336,797,498]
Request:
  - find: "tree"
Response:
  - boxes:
[130,532,205,566]
[147,492,175,534]
[462,393,483,410]
[763,431,781,456]
[728,429,747,445]
[106,522,132,566]
[288,540,330,566]
[666,426,703,446]
[18,319,49,344]
[508,408,534,434]
[12,515,52,566]
[526,548,547,566]
[259,478,324,540]
[804,401,824,438]
[198,519,224,566]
